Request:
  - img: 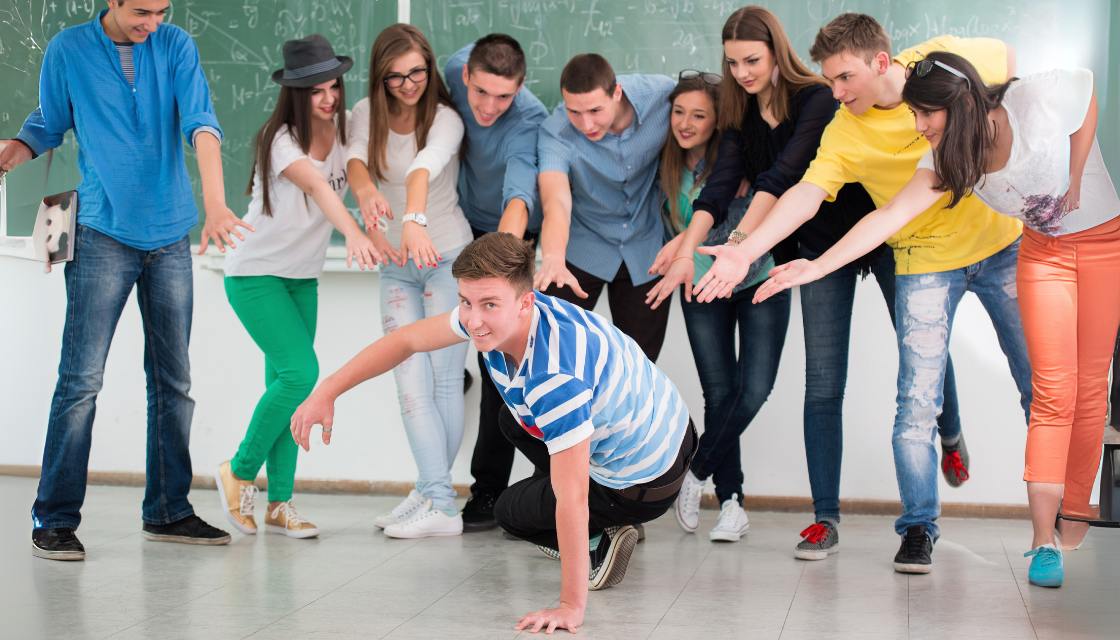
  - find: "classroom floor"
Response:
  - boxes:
[1,476,1116,640]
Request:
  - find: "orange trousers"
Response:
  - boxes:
[1018,215,1120,518]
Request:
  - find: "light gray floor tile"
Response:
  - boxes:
[3,477,1119,639]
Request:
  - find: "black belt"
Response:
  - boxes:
[618,420,698,502]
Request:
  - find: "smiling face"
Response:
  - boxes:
[723,39,775,97]
[820,50,889,115]
[309,78,341,121]
[462,66,521,127]
[456,277,535,354]
[103,0,169,43]
[912,106,948,148]
[561,85,622,141]
[670,90,717,152]
[384,50,429,108]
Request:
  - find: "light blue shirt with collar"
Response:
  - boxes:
[444,44,549,233]
[537,74,674,284]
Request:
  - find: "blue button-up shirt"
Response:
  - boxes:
[537,74,673,284]
[16,11,222,250]
[444,44,548,234]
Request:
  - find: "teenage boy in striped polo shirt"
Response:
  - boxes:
[291,232,696,634]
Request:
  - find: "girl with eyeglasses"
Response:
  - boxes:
[648,6,951,558]
[345,23,473,539]
[754,51,1120,587]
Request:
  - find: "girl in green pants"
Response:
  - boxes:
[216,35,383,538]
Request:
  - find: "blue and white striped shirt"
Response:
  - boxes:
[450,292,689,488]
[537,74,675,285]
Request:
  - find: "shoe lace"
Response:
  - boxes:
[1024,545,1061,567]
[238,484,258,516]
[800,522,829,544]
[681,476,703,513]
[942,451,970,482]
[903,528,929,554]
[391,492,423,519]
[271,501,306,527]
[715,496,742,528]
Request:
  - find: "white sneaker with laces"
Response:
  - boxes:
[374,490,425,529]
[674,470,704,533]
[383,500,464,539]
[709,494,750,542]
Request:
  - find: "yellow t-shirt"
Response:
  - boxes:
[803,35,1023,274]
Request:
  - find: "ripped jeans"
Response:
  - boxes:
[893,238,1032,539]
[379,246,468,513]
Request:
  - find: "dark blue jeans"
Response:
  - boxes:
[32,225,196,530]
[682,282,791,504]
[800,244,962,524]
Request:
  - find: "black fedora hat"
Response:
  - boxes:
[271,34,353,88]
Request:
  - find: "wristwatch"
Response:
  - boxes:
[727,229,749,245]
[402,212,428,227]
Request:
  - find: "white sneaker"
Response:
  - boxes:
[383,501,463,539]
[373,490,425,529]
[709,494,750,542]
[674,470,703,533]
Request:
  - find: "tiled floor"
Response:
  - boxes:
[3,476,1117,639]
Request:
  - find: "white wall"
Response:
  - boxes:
[1,251,1090,507]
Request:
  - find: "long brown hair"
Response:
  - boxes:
[718,5,827,129]
[659,77,721,232]
[901,51,1016,208]
[247,79,348,217]
[364,24,452,182]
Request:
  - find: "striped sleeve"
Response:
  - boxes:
[526,372,594,454]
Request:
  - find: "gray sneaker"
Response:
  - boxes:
[941,435,970,488]
[794,521,839,560]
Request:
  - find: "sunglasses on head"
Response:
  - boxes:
[679,69,722,86]
[909,58,971,90]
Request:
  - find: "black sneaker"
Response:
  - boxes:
[893,525,933,574]
[941,435,971,488]
[142,514,231,545]
[31,528,85,561]
[588,525,640,591]
[461,491,500,532]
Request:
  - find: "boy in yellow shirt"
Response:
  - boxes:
[695,14,1031,574]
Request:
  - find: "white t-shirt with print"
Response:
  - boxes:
[224,123,349,278]
[346,99,472,255]
[918,68,1120,236]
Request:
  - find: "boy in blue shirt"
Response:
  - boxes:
[535,54,675,362]
[444,34,549,531]
[0,0,247,560]
[292,232,696,634]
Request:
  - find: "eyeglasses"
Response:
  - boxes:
[678,69,722,86]
[384,66,429,89]
[909,58,970,90]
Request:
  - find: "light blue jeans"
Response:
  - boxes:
[892,238,1032,539]
[379,246,467,513]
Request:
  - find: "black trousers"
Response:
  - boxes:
[543,261,671,362]
[494,416,698,549]
[467,227,538,497]
[1111,333,1120,428]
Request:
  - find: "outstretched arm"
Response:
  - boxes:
[752,169,943,303]
[290,312,467,450]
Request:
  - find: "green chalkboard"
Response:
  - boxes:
[0,0,397,243]
[414,0,1118,177]
[3,0,1118,246]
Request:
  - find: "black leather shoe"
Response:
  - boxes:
[142,514,231,545]
[462,492,499,532]
[32,527,85,561]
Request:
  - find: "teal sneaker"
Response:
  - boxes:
[1024,544,1063,588]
